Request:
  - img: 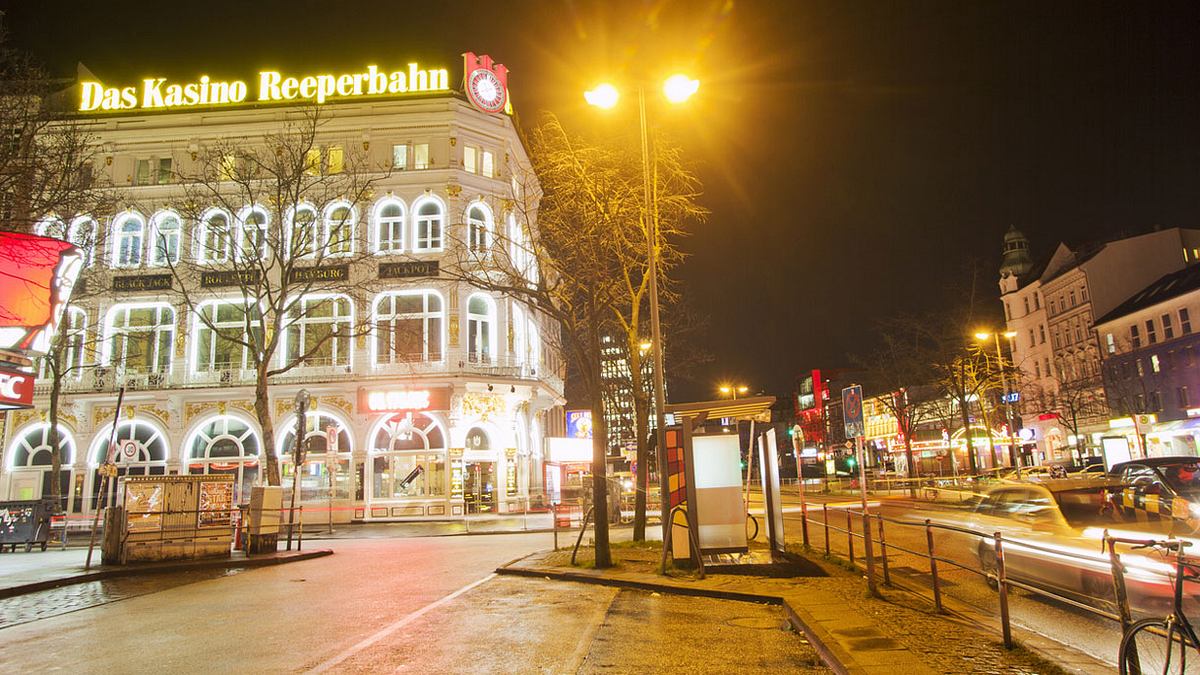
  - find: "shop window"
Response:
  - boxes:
[373,198,406,253]
[112,212,146,267]
[323,202,355,256]
[197,208,233,263]
[284,295,353,368]
[88,419,168,510]
[148,211,182,266]
[371,413,447,499]
[193,300,262,373]
[467,294,495,364]
[466,202,491,255]
[279,412,352,502]
[6,424,75,510]
[392,144,407,170]
[287,204,318,258]
[104,303,175,374]
[413,197,444,251]
[373,291,443,364]
[1163,313,1175,340]
[414,143,430,170]
[186,415,261,505]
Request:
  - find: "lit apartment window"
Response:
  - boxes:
[1151,354,1161,373]
[112,212,146,268]
[482,150,494,178]
[373,198,406,253]
[1136,359,1145,378]
[1163,313,1175,340]
[148,211,182,266]
[323,202,355,256]
[464,146,477,174]
[104,303,175,373]
[219,154,237,181]
[1146,319,1158,345]
[1131,324,1141,349]
[392,144,408,170]
[194,301,261,372]
[304,148,321,176]
[136,157,173,185]
[466,202,491,255]
[1105,333,1116,354]
[287,204,318,258]
[327,145,344,174]
[373,291,443,363]
[135,159,151,186]
[413,197,444,251]
[158,158,173,183]
[414,143,430,170]
[285,295,353,368]
[1181,308,1192,335]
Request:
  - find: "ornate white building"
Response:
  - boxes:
[0,54,567,522]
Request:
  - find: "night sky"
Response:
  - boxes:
[3,1,1198,402]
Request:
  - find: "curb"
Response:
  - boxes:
[0,549,333,600]
[495,561,855,674]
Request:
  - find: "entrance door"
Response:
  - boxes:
[464,462,496,514]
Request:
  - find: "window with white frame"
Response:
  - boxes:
[112,212,145,267]
[414,198,444,251]
[69,216,98,265]
[89,419,168,509]
[374,291,443,364]
[279,411,353,501]
[528,319,541,372]
[104,303,175,373]
[198,209,233,263]
[237,206,269,260]
[323,203,355,256]
[148,211,181,266]
[1163,313,1175,340]
[466,203,491,255]
[509,216,538,285]
[186,415,261,504]
[511,304,527,366]
[392,144,408,170]
[464,146,477,174]
[481,150,494,178]
[371,412,446,499]
[284,295,352,368]
[193,300,262,373]
[1183,308,1193,335]
[287,204,318,258]
[466,294,495,364]
[373,198,405,253]
[414,143,430,170]
[37,307,87,380]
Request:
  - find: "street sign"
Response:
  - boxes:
[842,385,864,439]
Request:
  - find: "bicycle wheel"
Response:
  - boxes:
[746,514,759,541]
[1120,618,1200,675]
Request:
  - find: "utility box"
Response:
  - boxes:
[114,474,235,563]
[247,486,282,535]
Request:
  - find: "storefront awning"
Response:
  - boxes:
[665,396,776,425]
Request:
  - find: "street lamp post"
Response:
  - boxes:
[286,389,309,551]
[586,74,698,544]
[976,332,1020,476]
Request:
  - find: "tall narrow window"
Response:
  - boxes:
[463,147,477,173]
[1131,324,1141,349]
[219,154,237,181]
[414,143,430,170]
[1163,313,1175,340]
[1039,324,1046,344]
[466,203,491,255]
[326,145,344,174]
[105,304,175,373]
[113,213,145,267]
[466,294,494,364]
[1179,386,1190,408]
[413,198,444,251]
[323,203,355,256]
[285,295,352,368]
[482,150,495,178]
[69,216,98,265]
[38,307,87,380]
[149,211,181,266]
[373,198,405,253]
[374,291,443,364]
[288,205,318,258]
[238,207,269,260]
[198,209,233,263]
[157,157,173,184]
[134,159,151,186]
[512,304,526,366]
[392,144,408,170]
[304,148,321,176]
[1146,319,1158,345]
[1182,308,1193,335]
[1105,333,1116,354]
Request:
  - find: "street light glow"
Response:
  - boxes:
[974,331,991,340]
[584,83,619,109]
[639,340,653,351]
[662,74,699,104]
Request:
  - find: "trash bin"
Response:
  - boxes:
[0,500,54,552]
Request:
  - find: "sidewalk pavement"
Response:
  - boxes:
[0,545,331,599]
[497,545,1109,675]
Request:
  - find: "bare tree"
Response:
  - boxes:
[156,109,388,486]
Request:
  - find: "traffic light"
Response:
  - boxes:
[786,427,794,437]
[847,457,857,469]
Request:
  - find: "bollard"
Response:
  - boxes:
[800,500,810,548]
[297,506,304,552]
[876,514,890,586]
[846,508,855,564]
[994,532,1013,648]
[925,519,943,612]
[823,503,831,555]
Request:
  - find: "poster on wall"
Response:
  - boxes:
[566,410,593,439]
[124,482,163,532]
[198,479,234,528]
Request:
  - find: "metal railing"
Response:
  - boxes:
[801,500,1185,651]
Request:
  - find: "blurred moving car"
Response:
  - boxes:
[1108,457,1200,533]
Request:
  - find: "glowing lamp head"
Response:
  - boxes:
[663,74,699,104]
[719,385,731,394]
[738,386,749,394]
[639,340,652,352]
[974,332,991,341]
[584,83,620,109]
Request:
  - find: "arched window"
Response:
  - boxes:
[373,198,405,253]
[278,412,353,502]
[370,413,446,499]
[112,212,146,267]
[37,307,87,380]
[284,294,353,368]
[413,197,444,251]
[88,419,168,510]
[528,318,541,373]
[186,415,261,504]
[467,294,495,364]
[6,424,75,509]
[465,202,492,255]
[373,291,443,364]
[68,216,98,265]
[511,304,527,366]
[508,215,538,285]
[198,208,233,263]
[323,202,355,256]
[148,210,182,266]
[103,303,175,373]
[287,204,318,258]
[237,206,270,260]
[35,216,65,238]
[192,299,262,373]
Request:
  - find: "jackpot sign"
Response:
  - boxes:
[80,52,510,114]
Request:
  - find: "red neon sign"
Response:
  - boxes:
[0,231,84,357]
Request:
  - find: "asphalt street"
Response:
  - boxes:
[0,532,824,674]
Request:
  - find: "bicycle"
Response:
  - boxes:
[1113,537,1200,675]
[746,512,759,541]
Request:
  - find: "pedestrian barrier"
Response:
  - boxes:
[800,500,1186,653]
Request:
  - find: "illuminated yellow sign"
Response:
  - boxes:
[80,63,450,112]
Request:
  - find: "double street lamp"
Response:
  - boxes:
[585,74,699,541]
[719,384,749,400]
[975,331,1020,476]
